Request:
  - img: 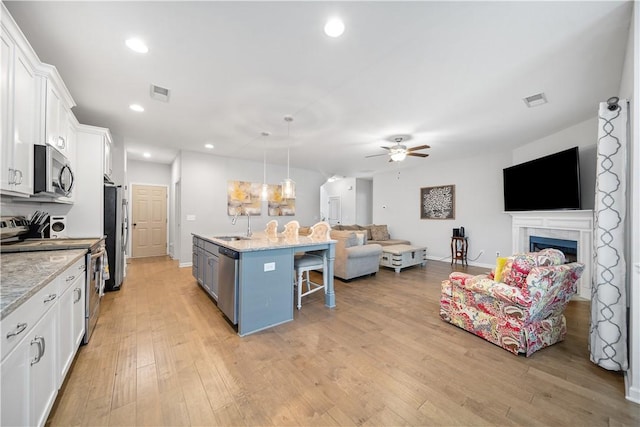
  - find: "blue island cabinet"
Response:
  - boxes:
[237,248,294,336]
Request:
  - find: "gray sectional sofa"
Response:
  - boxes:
[331,224,410,246]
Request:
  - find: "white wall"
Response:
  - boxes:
[177,150,325,266]
[321,177,355,225]
[373,152,513,267]
[619,2,639,404]
[320,177,373,226]
[356,178,373,225]
[170,153,182,259]
[512,117,598,210]
[127,160,171,187]
[110,133,126,187]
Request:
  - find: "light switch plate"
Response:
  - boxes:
[186,214,196,221]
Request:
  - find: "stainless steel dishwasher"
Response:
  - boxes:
[217,246,239,324]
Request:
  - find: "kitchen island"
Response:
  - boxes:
[192,232,336,336]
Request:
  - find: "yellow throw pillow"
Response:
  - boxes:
[494,257,508,282]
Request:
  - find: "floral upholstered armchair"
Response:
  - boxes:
[440,248,584,356]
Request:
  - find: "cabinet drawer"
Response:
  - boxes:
[204,241,218,256]
[1,279,59,362]
[58,258,85,294]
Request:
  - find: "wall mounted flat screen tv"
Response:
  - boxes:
[503,147,581,211]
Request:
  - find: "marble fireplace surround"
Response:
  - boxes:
[507,210,593,299]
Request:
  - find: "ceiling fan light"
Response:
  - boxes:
[390,151,407,162]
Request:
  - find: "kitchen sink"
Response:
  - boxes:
[214,236,250,241]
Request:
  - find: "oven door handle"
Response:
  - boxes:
[91,249,106,260]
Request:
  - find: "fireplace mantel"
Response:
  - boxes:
[507,210,593,299]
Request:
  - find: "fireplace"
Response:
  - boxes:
[508,210,593,299]
[529,236,578,263]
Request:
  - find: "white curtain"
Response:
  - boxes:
[590,99,628,371]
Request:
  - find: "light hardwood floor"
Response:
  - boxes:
[47,256,640,426]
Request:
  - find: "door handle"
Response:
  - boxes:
[133,223,137,227]
[6,323,28,339]
[31,336,44,365]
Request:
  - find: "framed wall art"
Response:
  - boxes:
[267,184,295,216]
[227,180,262,215]
[421,185,455,219]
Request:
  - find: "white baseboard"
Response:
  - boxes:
[624,372,640,404]
[179,262,192,268]
[425,255,493,269]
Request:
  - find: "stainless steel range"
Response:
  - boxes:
[1,216,106,343]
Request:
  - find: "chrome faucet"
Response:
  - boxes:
[231,207,252,237]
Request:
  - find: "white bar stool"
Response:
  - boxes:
[293,221,331,309]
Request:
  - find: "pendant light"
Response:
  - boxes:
[282,116,296,199]
[261,131,270,201]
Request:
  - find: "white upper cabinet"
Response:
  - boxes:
[45,79,72,156]
[104,131,113,179]
[0,22,39,197]
[1,3,79,202]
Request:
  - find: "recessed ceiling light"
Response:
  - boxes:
[125,38,148,53]
[129,104,144,112]
[204,143,214,149]
[143,152,151,158]
[324,18,345,38]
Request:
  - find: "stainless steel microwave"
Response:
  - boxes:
[34,144,74,197]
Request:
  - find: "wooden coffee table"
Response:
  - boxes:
[379,244,427,273]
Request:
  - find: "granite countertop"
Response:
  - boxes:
[0,237,103,253]
[193,232,336,252]
[0,249,87,320]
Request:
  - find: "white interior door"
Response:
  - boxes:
[328,196,341,226]
[131,184,167,258]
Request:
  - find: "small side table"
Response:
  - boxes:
[451,236,468,266]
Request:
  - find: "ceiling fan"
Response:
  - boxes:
[366,135,430,162]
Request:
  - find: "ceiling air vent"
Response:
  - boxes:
[150,84,170,102]
[523,92,547,108]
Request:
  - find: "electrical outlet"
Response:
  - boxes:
[264,262,275,272]
[496,251,500,257]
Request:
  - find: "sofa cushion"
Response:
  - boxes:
[330,230,358,248]
[502,253,537,289]
[362,225,374,240]
[341,224,363,231]
[298,226,311,236]
[535,248,566,266]
[494,257,508,282]
[370,224,390,241]
[354,232,367,245]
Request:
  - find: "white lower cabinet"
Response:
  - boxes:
[29,306,58,427]
[0,257,86,427]
[0,329,31,425]
[57,259,85,386]
[1,289,58,427]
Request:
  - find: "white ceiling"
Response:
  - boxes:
[5,1,633,178]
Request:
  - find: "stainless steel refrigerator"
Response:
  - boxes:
[104,184,128,291]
